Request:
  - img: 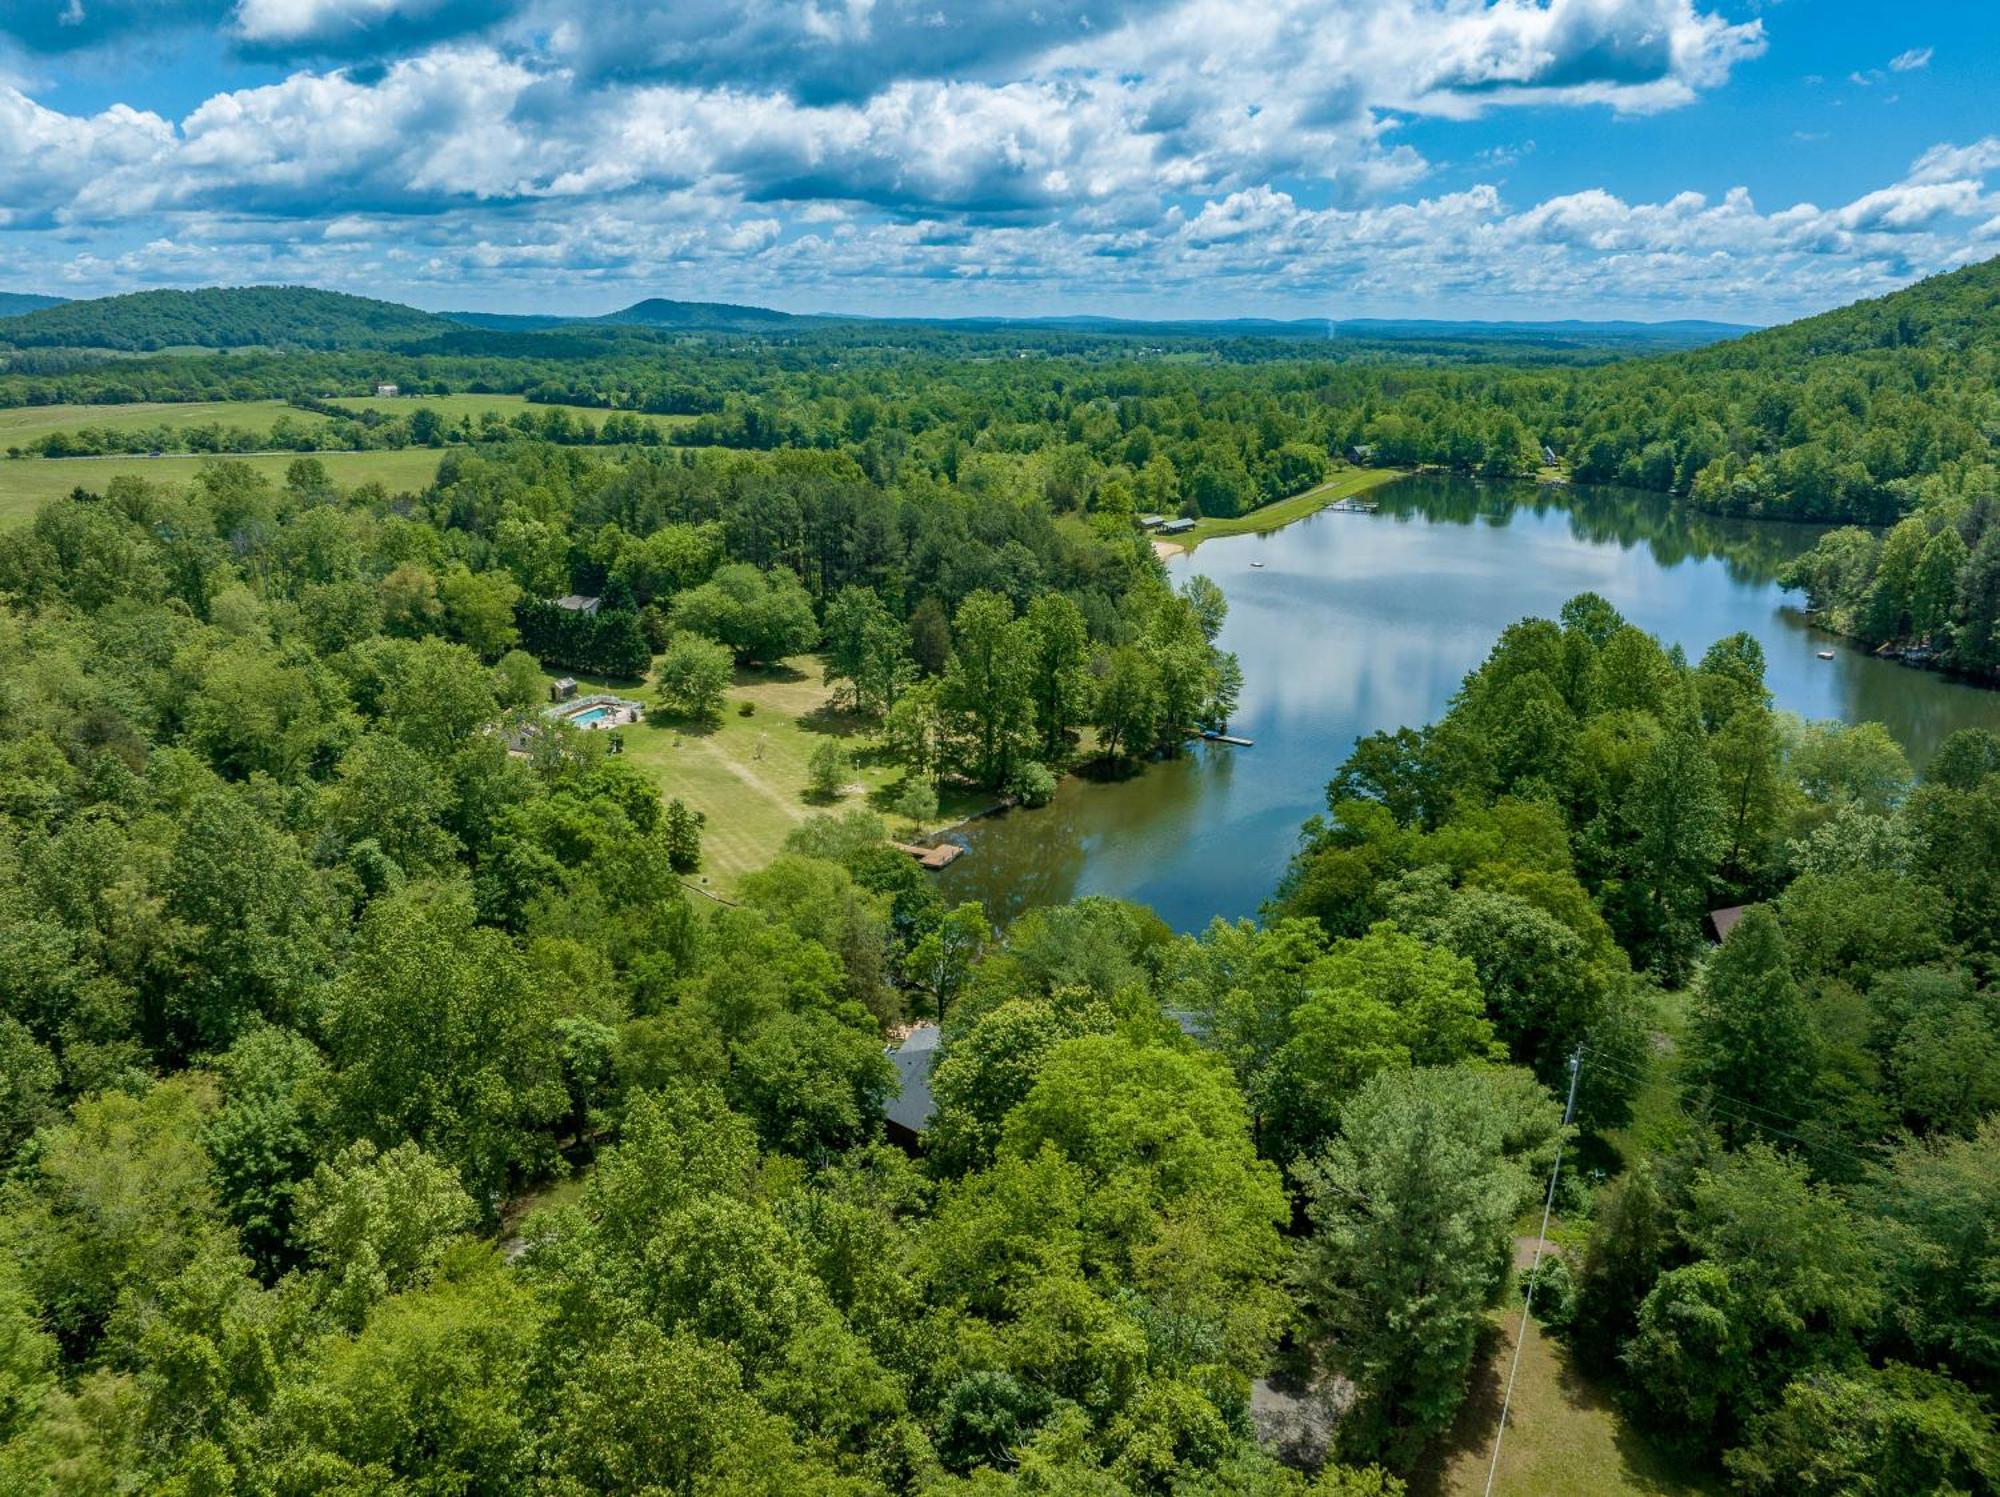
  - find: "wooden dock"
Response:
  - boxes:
[1202,731,1255,747]
[891,840,966,869]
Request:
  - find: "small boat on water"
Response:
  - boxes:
[1249,561,1265,568]
[1817,650,1835,660]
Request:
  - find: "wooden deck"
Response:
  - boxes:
[891,840,966,869]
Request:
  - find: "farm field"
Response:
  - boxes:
[340,392,696,431]
[0,447,449,525]
[0,398,326,449]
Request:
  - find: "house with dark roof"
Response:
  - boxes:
[883,1025,940,1149]
[553,594,601,616]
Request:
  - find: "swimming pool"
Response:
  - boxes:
[569,707,612,726]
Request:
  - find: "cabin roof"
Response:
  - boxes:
[1705,904,1748,943]
[884,1024,940,1135]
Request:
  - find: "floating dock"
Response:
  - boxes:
[1326,499,1379,514]
[1202,732,1255,747]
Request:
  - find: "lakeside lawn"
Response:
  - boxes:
[0,447,453,527]
[1172,466,1409,549]
[554,655,984,890]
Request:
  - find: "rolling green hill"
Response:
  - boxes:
[0,286,453,351]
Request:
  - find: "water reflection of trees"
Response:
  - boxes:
[939,793,1091,928]
[1376,475,1817,586]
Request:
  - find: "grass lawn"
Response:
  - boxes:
[0,399,328,450]
[1172,467,1408,549]
[1411,1310,1717,1497]
[0,447,450,527]
[560,656,952,890]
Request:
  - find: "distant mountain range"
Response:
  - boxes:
[0,283,1761,353]
[0,293,69,318]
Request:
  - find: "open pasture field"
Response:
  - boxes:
[0,399,326,450]
[342,392,696,431]
[0,447,449,526]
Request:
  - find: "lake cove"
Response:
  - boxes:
[942,473,2000,932]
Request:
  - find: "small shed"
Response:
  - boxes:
[553,594,601,616]
[550,676,578,702]
[1541,444,1560,465]
[1704,905,1748,944]
[1138,514,1167,530]
[1159,517,1196,536]
[883,1025,941,1150]
[1349,444,1376,464]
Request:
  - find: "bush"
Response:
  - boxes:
[807,740,850,802]
[1520,1254,1577,1333]
[1007,760,1057,808]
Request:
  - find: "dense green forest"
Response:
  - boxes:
[0,410,1996,1492]
[0,256,1998,1493]
[6,258,1999,537]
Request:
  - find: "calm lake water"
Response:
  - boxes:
[941,475,2000,932]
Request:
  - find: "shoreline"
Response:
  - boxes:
[1166,465,1410,552]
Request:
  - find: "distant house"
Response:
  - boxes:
[552,594,601,616]
[1137,514,1167,530]
[883,1025,941,1150]
[1704,905,1748,944]
[549,676,578,702]
[1349,444,1376,464]
[374,383,399,398]
[1159,517,1196,536]
[885,1012,1206,1149]
[1541,444,1560,465]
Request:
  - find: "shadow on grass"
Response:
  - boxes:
[796,701,880,740]
[1405,1319,1507,1497]
[732,661,808,686]
[637,709,722,740]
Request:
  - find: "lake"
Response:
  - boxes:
[941,475,2000,932]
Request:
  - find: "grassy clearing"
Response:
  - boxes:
[0,447,449,527]
[0,399,329,448]
[341,393,695,431]
[558,656,958,890]
[1174,467,1408,549]
[1411,1310,1716,1497]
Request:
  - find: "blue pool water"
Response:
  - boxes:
[570,707,612,726]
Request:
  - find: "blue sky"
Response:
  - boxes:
[2,0,1995,322]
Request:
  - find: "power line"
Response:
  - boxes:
[1484,1045,1583,1497]
[1574,1043,1885,1173]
